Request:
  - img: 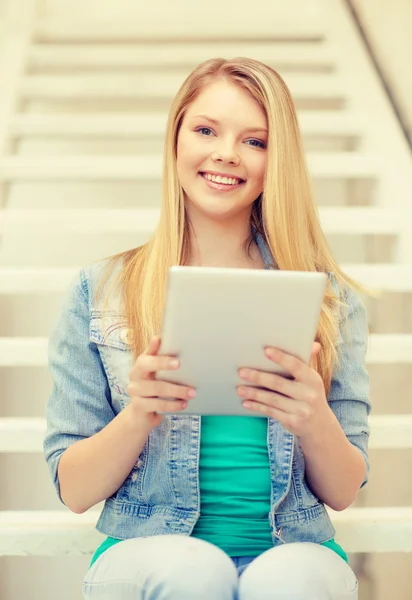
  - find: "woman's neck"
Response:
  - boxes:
[184,218,265,269]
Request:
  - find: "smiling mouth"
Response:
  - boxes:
[199,172,246,185]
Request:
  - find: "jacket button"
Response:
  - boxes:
[131,473,138,482]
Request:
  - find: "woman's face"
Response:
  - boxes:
[176,79,268,223]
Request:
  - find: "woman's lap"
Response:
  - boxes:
[238,542,358,600]
[82,535,358,600]
[82,536,237,600]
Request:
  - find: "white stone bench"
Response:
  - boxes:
[0,153,380,181]
[0,207,404,235]
[34,18,327,44]
[0,334,411,367]
[0,2,411,565]
[20,72,347,102]
[1,264,411,294]
[1,507,412,556]
[1,415,412,556]
[9,111,364,139]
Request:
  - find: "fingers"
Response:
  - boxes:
[145,335,161,356]
[140,397,189,414]
[139,354,180,376]
[130,336,179,381]
[128,379,195,402]
[128,336,196,417]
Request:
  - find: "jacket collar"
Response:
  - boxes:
[252,228,278,270]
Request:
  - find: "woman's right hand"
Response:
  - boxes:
[127,336,196,431]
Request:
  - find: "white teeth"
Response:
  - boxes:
[204,173,241,185]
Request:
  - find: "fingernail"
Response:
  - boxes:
[188,389,196,398]
[170,359,179,368]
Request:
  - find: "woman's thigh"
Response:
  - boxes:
[82,534,238,600]
[238,542,358,600]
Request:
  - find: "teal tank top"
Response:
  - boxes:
[90,416,347,568]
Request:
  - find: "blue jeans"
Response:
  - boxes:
[82,535,358,599]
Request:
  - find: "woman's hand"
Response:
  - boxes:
[237,342,333,439]
[127,336,196,431]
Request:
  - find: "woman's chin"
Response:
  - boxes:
[187,199,248,222]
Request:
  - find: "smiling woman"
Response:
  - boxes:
[176,80,268,236]
[44,56,371,600]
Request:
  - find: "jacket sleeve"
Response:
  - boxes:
[328,277,371,488]
[43,268,115,505]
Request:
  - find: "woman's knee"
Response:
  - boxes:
[83,535,237,600]
[156,536,237,597]
[238,542,358,600]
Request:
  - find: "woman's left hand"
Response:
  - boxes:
[237,342,332,438]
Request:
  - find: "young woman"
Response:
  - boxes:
[44,57,371,599]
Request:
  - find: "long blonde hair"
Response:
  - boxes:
[95,57,375,398]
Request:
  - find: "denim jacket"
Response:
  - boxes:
[43,233,371,546]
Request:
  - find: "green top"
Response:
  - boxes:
[90,416,347,568]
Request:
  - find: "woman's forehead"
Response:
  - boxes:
[184,82,267,127]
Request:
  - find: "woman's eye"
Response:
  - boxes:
[196,127,213,136]
[246,139,266,149]
[195,128,266,149]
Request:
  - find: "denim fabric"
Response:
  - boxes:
[44,232,371,547]
[82,535,359,599]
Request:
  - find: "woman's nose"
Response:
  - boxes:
[211,145,240,166]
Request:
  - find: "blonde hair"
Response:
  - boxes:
[95,57,376,398]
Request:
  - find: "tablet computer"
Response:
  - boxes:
[156,266,328,417]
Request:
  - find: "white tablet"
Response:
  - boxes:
[156,266,328,417]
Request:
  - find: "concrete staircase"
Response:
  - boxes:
[0,0,411,599]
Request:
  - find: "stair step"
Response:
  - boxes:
[21,73,346,100]
[329,507,412,553]
[1,506,411,555]
[0,264,411,294]
[340,264,412,291]
[30,41,337,70]
[0,153,379,181]
[34,18,326,43]
[10,111,363,138]
[318,207,402,233]
[367,334,412,363]
[366,415,412,449]
[0,334,410,366]
[0,267,79,293]
[1,414,409,453]
[0,417,46,452]
[0,207,399,235]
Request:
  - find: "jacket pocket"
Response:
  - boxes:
[89,311,134,408]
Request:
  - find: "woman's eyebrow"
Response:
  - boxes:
[191,114,268,134]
